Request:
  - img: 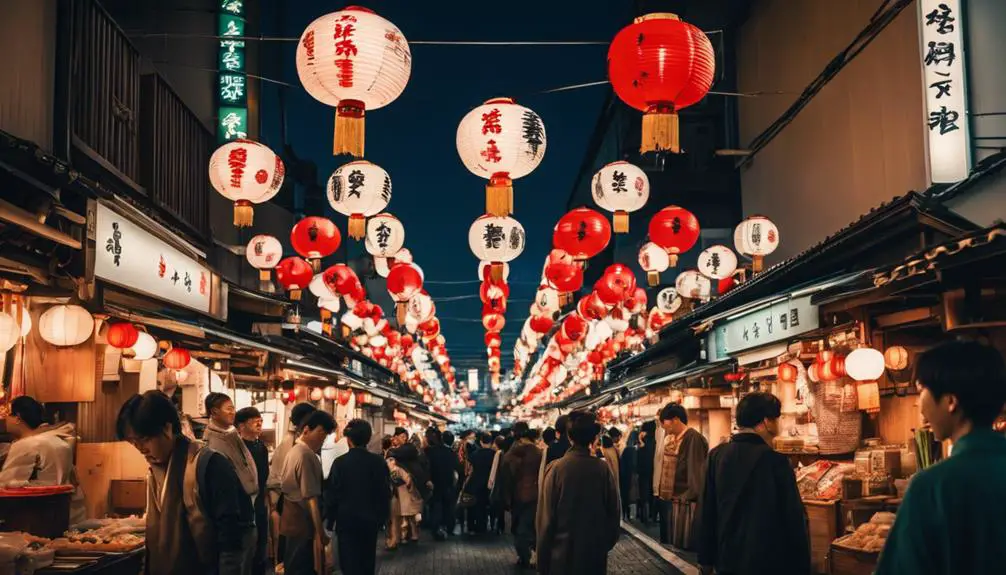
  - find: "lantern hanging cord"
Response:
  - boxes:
[126,32,721,44]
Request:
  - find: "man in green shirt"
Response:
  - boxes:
[876,340,1006,575]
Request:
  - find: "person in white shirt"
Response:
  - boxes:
[0,396,86,525]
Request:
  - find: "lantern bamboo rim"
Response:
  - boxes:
[484,97,517,105]
[635,13,680,23]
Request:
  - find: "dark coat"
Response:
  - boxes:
[697,433,810,575]
[501,439,542,505]
[618,445,638,503]
[424,443,460,493]
[466,446,496,495]
[324,447,391,533]
[636,436,655,500]
[536,446,620,575]
[544,437,571,467]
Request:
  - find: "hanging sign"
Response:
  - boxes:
[919,0,970,183]
[715,295,819,355]
[218,0,248,142]
[468,369,479,393]
[95,202,214,314]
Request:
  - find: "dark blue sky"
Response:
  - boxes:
[261,1,634,370]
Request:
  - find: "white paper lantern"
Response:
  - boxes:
[309,274,336,300]
[327,160,391,239]
[533,285,561,316]
[369,334,388,348]
[246,234,283,280]
[675,270,711,301]
[38,305,94,347]
[456,97,547,216]
[697,245,739,281]
[734,215,780,273]
[585,320,613,350]
[365,213,405,258]
[479,261,510,282]
[374,256,392,278]
[656,287,683,314]
[407,293,436,324]
[393,248,413,265]
[319,297,341,313]
[468,215,526,278]
[605,308,630,333]
[638,241,671,286]
[341,311,364,331]
[131,332,158,361]
[19,313,31,338]
[846,348,886,382]
[0,313,20,352]
[208,140,284,227]
[296,7,411,157]
[591,161,649,233]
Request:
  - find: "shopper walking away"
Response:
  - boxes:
[236,407,270,575]
[424,427,461,540]
[619,430,640,521]
[325,419,391,575]
[653,402,708,549]
[600,433,620,491]
[488,435,507,534]
[537,412,620,575]
[500,422,542,569]
[387,455,423,546]
[696,392,810,575]
[876,341,1006,575]
[279,410,336,575]
[465,432,495,534]
[636,420,656,523]
[116,391,255,575]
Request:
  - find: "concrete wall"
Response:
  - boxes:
[0,0,56,149]
[736,0,928,263]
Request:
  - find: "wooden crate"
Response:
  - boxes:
[829,543,879,575]
[805,499,842,574]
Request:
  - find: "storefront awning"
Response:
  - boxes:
[628,359,735,393]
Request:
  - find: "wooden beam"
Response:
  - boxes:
[874,307,936,328]
[51,203,86,225]
[0,198,81,249]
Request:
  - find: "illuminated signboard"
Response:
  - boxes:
[217,0,247,142]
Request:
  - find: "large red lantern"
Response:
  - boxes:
[106,322,139,350]
[485,332,502,348]
[162,347,191,370]
[322,264,360,297]
[553,208,611,261]
[561,313,589,342]
[649,206,700,266]
[529,315,554,334]
[594,263,638,306]
[545,249,583,293]
[275,257,314,301]
[291,217,342,272]
[608,13,715,154]
[387,263,424,323]
[577,292,609,320]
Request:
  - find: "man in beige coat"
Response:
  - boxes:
[652,402,708,549]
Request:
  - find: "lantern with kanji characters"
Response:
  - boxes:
[457,97,547,216]
[649,206,700,266]
[468,215,526,281]
[675,270,711,301]
[734,215,779,273]
[387,263,423,324]
[607,13,715,154]
[106,322,139,350]
[638,242,670,287]
[275,257,314,301]
[553,208,611,262]
[407,292,436,324]
[697,244,738,281]
[327,160,391,240]
[246,234,283,287]
[594,263,638,306]
[208,140,285,228]
[296,7,411,157]
[591,161,649,233]
[365,213,405,258]
[290,216,341,272]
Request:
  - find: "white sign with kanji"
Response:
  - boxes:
[95,202,213,314]
[716,295,819,355]
[919,0,970,183]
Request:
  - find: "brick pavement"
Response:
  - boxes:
[372,530,681,575]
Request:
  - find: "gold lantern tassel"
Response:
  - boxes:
[308,258,321,273]
[752,255,765,274]
[234,200,254,228]
[613,211,629,234]
[490,263,505,283]
[668,253,679,267]
[348,215,366,240]
[647,271,660,287]
[396,303,409,327]
[641,103,680,154]
[486,173,513,217]
[320,309,332,321]
[334,99,365,158]
[289,289,302,302]
[258,270,274,294]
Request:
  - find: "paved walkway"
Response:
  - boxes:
[372,530,680,574]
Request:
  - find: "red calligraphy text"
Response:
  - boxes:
[481,108,502,135]
[303,29,315,61]
[158,255,167,278]
[481,140,502,163]
[228,147,247,188]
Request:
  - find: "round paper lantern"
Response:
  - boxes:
[296,7,411,157]
[327,160,391,239]
[479,261,510,282]
[561,313,589,342]
[407,292,436,324]
[246,234,283,282]
[468,215,525,280]
[625,287,648,314]
[595,264,638,306]
[129,332,158,361]
[656,287,683,313]
[734,215,780,273]
[387,264,423,303]
[846,348,885,382]
[18,313,31,338]
[553,208,611,261]
[884,346,909,371]
[106,322,139,350]
[365,213,405,258]
[697,245,739,281]
[544,249,583,292]
[638,241,671,286]
[675,270,711,301]
[591,161,649,233]
[530,315,554,334]
[485,332,502,348]
[649,206,700,266]
[310,387,324,402]
[322,263,360,297]
[0,313,20,352]
[291,216,341,272]
[777,362,799,383]
[275,257,314,301]
[208,140,285,227]
[162,347,191,370]
[323,386,338,401]
[821,355,846,381]
[456,97,547,216]
[577,292,609,320]
[38,305,94,347]
[608,13,715,153]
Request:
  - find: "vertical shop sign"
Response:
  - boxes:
[468,369,479,393]
[218,0,248,142]
[919,0,970,183]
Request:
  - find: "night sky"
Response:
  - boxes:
[259,1,635,373]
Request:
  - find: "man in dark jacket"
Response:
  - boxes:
[542,415,571,467]
[325,419,390,575]
[636,420,656,523]
[501,422,542,569]
[697,392,810,575]
[466,432,497,533]
[425,427,462,540]
[537,412,619,575]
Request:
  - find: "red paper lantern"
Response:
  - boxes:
[625,287,648,314]
[553,208,611,261]
[544,249,583,293]
[290,217,341,272]
[595,263,638,306]
[482,312,505,333]
[387,263,423,303]
[275,257,314,300]
[561,313,589,342]
[485,332,502,348]
[608,13,715,154]
[530,315,554,334]
[577,292,608,320]
[106,322,139,350]
[777,362,798,383]
[649,206,700,266]
[323,264,360,296]
[162,347,191,370]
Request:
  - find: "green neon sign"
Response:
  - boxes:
[217,2,246,142]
